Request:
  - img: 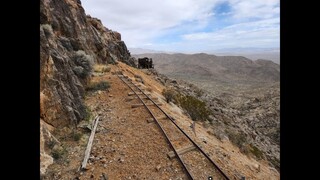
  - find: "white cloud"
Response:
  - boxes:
[229,0,279,19]
[81,0,279,51]
[180,18,279,50]
[82,0,220,46]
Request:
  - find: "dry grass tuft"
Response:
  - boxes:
[93,64,111,73]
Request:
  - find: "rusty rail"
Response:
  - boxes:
[118,74,230,180]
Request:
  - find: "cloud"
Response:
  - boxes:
[82,0,220,45]
[81,0,280,51]
[180,18,279,50]
[83,0,219,30]
[228,0,280,19]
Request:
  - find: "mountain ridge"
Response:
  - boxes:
[133,53,280,86]
[130,47,280,64]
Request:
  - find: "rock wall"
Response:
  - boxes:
[40,0,135,174]
[40,0,134,128]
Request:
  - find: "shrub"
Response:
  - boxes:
[226,130,247,149]
[162,88,176,103]
[51,146,67,160]
[73,66,86,78]
[72,50,94,79]
[86,81,111,91]
[93,64,111,73]
[175,95,210,121]
[84,105,92,121]
[72,132,82,141]
[40,24,53,37]
[195,88,204,97]
[250,144,264,160]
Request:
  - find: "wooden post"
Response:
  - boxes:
[81,116,100,170]
[190,121,196,137]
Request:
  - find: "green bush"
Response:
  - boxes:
[86,81,111,91]
[72,50,94,79]
[72,132,82,141]
[84,105,92,121]
[162,88,176,103]
[175,95,210,121]
[250,144,264,160]
[51,146,67,160]
[226,130,247,149]
[225,130,264,160]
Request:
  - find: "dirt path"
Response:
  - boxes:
[82,69,188,179]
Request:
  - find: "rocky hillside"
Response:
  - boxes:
[133,53,280,85]
[152,70,280,171]
[40,0,135,175]
[140,54,280,170]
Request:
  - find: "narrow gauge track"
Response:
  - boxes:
[117,73,230,180]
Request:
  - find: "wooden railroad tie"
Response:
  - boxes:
[147,118,154,123]
[133,83,142,87]
[128,92,151,96]
[147,116,168,123]
[126,96,158,101]
[133,87,146,91]
[167,144,196,159]
[131,103,162,108]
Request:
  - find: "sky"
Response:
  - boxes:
[81,0,279,53]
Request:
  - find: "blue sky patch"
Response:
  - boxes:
[213,2,232,17]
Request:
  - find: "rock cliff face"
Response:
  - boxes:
[40,0,134,174]
[40,0,134,128]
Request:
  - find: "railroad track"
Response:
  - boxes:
[117,73,230,180]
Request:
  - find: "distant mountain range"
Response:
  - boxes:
[132,53,280,88]
[129,47,280,64]
[129,48,175,54]
[211,48,280,65]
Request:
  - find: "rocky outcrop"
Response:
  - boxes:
[40,119,57,175]
[40,0,135,175]
[40,0,134,128]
